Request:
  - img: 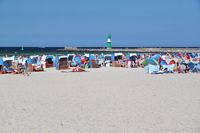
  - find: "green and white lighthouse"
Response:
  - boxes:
[107,35,112,49]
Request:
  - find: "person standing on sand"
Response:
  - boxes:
[23,57,30,76]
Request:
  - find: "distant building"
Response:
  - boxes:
[107,35,112,49]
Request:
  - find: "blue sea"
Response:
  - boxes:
[0,47,200,56]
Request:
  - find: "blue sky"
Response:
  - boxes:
[0,0,200,47]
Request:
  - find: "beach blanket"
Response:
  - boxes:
[61,67,88,73]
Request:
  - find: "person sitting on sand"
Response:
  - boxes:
[72,65,86,72]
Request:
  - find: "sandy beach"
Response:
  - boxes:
[0,68,200,133]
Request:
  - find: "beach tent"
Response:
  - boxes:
[42,55,54,68]
[30,55,41,64]
[89,54,95,60]
[189,53,197,58]
[28,56,43,72]
[96,54,104,67]
[141,58,158,66]
[67,54,76,61]
[188,62,195,71]
[104,54,112,67]
[30,55,39,63]
[98,53,104,60]
[24,57,32,65]
[192,64,200,73]
[111,53,125,67]
[55,55,68,70]
[89,54,99,68]
[2,56,15,73]
[145,64,160,74]
[3,56,15,62]
[84,53,90,61]
[151,54,161,61]
[114,53,123,61]
[104,54,112,61]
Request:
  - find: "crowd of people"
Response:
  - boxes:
[0,52,200,75]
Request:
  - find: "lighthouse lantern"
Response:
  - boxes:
[107,35,112,49]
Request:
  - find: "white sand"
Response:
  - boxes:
[0,68,200,133]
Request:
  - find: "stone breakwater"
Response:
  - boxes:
[58,48,200,53]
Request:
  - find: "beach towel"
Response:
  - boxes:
[61,69,89,73]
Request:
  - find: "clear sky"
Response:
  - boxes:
[0,0,200,47]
